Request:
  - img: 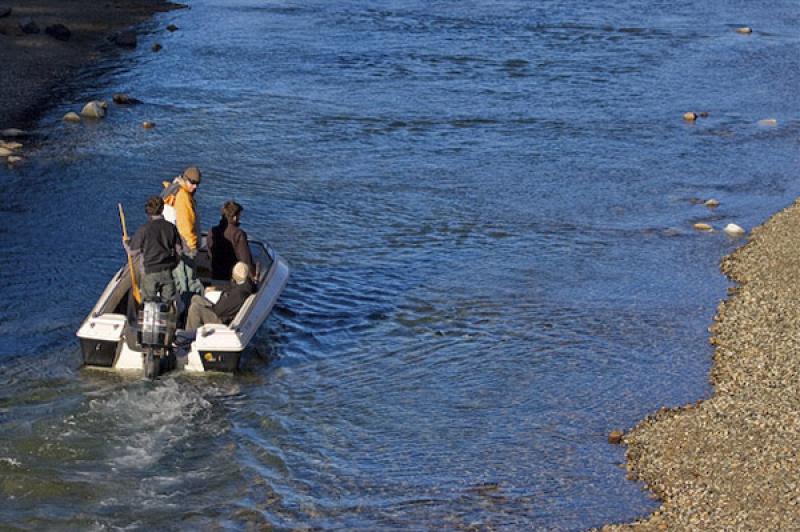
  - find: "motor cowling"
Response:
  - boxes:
[137,300,177,348]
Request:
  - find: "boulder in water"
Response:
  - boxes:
[63,112,81,122]
[0,141,22,150]
[142,121,156,129]
[80,101,106,119]
[608,430,624,444]
[758,118,777,127]
[166,24,178,32]
[683,112,698,121]
[723,223,746,236]
[0,147,13,157]
[736,27,753,34]
[704,199,720,208]
[7,155,23,164]
[693,223,713,232]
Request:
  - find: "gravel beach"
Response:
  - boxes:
[0,0,181,129]
[603,200,800,530]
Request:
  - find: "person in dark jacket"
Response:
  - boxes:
[185,262,255,332]
[124,196,184,301]
[207,200,255,281]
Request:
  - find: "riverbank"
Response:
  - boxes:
[0,0,182,129]
[603,198,800,529]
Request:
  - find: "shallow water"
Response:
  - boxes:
[2,0,800,529]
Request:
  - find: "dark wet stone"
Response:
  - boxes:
[111,29,137,48]
[45,24,71,41]
[151,42,162,52]
[112,93,142,105]
[19,18,40,34]
[166,23,178,32]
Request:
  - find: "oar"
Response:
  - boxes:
[118,203,142,304]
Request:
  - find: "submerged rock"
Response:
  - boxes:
[0,128,26,137]
[758,118,778,127]
[152,43,163,52]
[166,24,178,32]
[142,121,156,129]
[7,155,23,164]
[693,223,713,232]
[19,18,40,34]
[63,112,81,122]
[112,30,137,48]
[112,93,142,105]
[45,24,71,41]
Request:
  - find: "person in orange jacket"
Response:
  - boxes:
[161,166,204,307]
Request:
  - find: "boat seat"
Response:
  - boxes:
[230,293,257,329]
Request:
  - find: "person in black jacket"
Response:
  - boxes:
[124,196,184,301]
[207,200,255,281]
[185,262,255,332]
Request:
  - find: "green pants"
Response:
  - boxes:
[140,269,176,301]
[172,256,204,312]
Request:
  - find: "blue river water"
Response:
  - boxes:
[1,0,800,529]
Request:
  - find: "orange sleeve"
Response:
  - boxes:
[174,190,198,250]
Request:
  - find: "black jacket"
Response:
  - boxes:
[207,219,255,280]
[127,216,182,273]
[213,279,256,324]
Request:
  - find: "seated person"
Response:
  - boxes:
[124,196,184,302]
[207,200,255,281]
[185,262,255,332]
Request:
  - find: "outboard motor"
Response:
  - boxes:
[137,299,177,379]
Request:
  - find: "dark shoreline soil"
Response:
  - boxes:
[0,0,183,130]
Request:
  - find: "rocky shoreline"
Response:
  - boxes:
[0,0,182,130]
[603,198,800,529]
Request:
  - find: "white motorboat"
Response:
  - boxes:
[77,237,289,375]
